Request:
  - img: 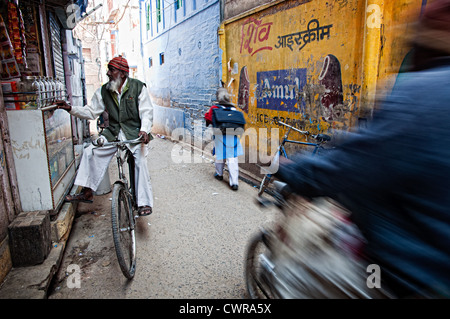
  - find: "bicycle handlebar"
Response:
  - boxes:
[92,136,143,147]
[275,119,331,143]
[274,119,310,135]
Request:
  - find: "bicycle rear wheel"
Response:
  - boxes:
[245,231,275,299]
[111,182,136,279]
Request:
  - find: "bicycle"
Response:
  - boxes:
[257,119,331,197]
[92,136,142,279]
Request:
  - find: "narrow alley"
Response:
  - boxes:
[47,136,279,299]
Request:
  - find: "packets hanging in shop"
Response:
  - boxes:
[7,0,26,67]
[0,15,21,80]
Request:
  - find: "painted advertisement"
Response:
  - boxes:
[256,68,307,113]
[220,0,426,166]
[222,0,365,137]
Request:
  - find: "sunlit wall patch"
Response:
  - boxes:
[256,68,307,113]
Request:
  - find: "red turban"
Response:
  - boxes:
[108,56,129,73]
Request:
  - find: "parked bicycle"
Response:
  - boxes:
[258,119,331,197]
[92,136,142,279]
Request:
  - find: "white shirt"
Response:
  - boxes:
[69,78,153,134]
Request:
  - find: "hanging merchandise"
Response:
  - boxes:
[7,0,27,68]
[0,14,20,80]
[19,1,41,76]
[17,2,26,68]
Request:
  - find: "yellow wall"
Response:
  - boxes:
[220,0,427,158]
[375,1,424,96]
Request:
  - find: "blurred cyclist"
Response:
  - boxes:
[275,0,450,298]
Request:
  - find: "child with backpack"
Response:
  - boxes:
[204,87,246,191]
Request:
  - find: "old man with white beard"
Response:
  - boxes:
[55,56,154,217]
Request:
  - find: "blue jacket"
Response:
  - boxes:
[276,58,450,297]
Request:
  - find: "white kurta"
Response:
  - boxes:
[69,79,154,208]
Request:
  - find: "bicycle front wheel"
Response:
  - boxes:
[245,231,275,299]
[111,182,136,279]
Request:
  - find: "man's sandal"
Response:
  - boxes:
[138,206,152,217]
[65,193,94,203]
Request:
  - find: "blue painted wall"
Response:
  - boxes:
[140,0,221,136]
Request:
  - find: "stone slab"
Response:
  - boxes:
[8,211,51,267]
[0,243,64,299]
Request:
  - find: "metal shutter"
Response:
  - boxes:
[48,13,64,81]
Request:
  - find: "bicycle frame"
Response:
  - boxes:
[258,121,330,197]
[278,125,322,158]
[279,127,320,158]
[94,137,142,211]
[115,145,137,209]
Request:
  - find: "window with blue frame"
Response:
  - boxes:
[146,2,150,31]
[175,0,182,10]
[156,0,161,22]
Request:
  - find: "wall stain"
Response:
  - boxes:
[11,138,45,160]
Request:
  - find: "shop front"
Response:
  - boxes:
[0,0,87,279]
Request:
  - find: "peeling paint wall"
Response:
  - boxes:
[220,0,425,159]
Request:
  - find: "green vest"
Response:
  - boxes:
[100,78,146,142]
